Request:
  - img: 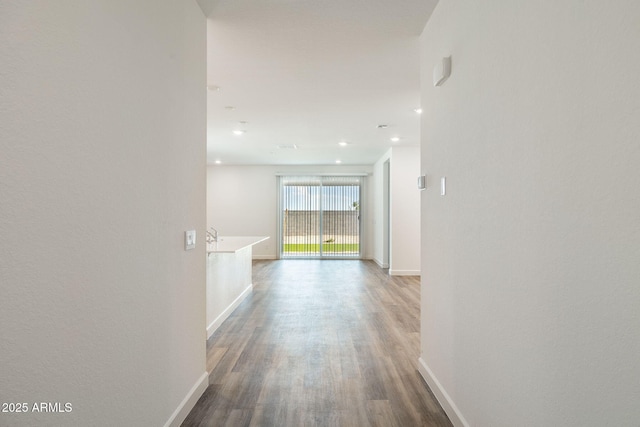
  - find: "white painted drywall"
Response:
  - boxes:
[372,150,392,267]
[207,165,373,259]
[0,2,207,426]
[389,146,421,275]
[206,248,253,338]
[371,148,421,274]
[419,1,640,426]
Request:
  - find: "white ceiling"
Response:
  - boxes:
[204,0,438,165]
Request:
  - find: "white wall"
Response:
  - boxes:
[0,2,207,426]
[206,248,253,338]
[371,148,422,274]
[207,164,374,259]
[372,150,392,267]
[419,1,640,426]
[389,146,421,275]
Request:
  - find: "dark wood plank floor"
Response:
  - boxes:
[182,260,452,427]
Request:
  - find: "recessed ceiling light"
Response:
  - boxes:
[377,124,388,129]
[338,141,348,146]
[233,130,245,136]
[390,137,400,142]
[335,160,342,164]
[214,160,221,164]
[414,108,423,114]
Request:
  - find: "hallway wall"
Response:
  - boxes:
[389,146,421,275]
[419,1,640,426]
[0,2,207,425]
[372,147,422,274]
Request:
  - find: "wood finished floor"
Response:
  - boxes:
[182,260,452,427]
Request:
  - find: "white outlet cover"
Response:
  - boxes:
[185,230,196,250]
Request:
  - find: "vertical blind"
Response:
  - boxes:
[278,175,363,259]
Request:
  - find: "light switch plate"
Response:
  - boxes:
[185,230,196,250]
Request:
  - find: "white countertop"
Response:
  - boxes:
[206,236,269,253]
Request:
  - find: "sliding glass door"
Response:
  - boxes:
[278,175,362,259]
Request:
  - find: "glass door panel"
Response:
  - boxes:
[280,175,361,259]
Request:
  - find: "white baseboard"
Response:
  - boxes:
[164,371,208,427]
[207,284,252,338]
[389,269,420,276]
[373,258,389,269]
[418,357,469,427]
[253,254,277,260]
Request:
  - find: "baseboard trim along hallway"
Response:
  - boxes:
[164,372,209,427]
[207,284,253,339]
[418,357,469,427]
[389,269,421,276]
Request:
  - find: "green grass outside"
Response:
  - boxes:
[283,243,360,253]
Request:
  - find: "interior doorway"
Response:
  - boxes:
[382,160,390,268]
